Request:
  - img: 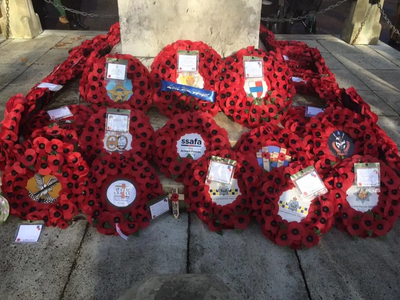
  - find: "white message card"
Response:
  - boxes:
[15,224,43,243]
[355,163,380,188]
[47,106,73,120]
[106,109,130,133]
[244,56,263,78]
[149,196,170,220]
[178,50,199,72]
[291,166,327,201]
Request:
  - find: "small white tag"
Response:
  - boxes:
[150,197,170,220]
[283,55,289,61]
[116,224,129,240]
[295,171,327,200]
[47,106,73,120]
[106,63,127,81]
[292,77,307,84]
[106,114,129,132]
[15,224,43,243]
[37,82,63,92]
[207,161,234,184]
[356,168,380,188]
[245,60,263,78]
[305,106,324,117]
[178,54,198,72]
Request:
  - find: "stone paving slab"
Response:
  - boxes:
[0,64,29,86]
[0,217,87,300]
[0,82,33,106]
[332,52,399,70]
[8,64,56,88]
[297,222,400,300]
[188,216,309,300]
[331,69,371,91]
[355,69,400,91]
[62,214,189,300]
[35,48,70,65]
[356,90,398,116]
[377,116,400,148]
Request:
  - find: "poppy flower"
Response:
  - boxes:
[276,229,292,247]
[48,154,65,172]
[21,149,37,167]
[287,222,305,241]
[361,213,374,231]
[302,229,320,248]
[234,215,250,230]
[373,219,389,236]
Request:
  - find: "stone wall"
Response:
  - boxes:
[117,0,262,57]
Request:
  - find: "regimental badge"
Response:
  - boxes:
[245,79,268,99]
[106,135,118,151]
[328,130,354,157]
[26,174,61,204]
[117,135,128,151]
[354,188,371,204]
[288,197,300,212]
[106,80,133,102]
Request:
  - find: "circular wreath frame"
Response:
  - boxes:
[217,46,294,128]
[80,53,153,112]
[80,153,164,236]
[252,164,340,249]
[150,40,222,117]
[184,149,262,233]
[332,155,400,238]
[153,112,230,182]
[80,108,154,161]
[2,138,89,228]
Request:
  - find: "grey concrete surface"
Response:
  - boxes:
[189,216,309,300]
[118,274,242,300]
[297,221,400,300]
[0,216,87,300]
[62,214,188,300]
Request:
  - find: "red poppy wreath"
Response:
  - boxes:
[234,124,309,172]
[0,94,29,171]
[1,137,89,228]
[184,149,262,233]
[79,108,154,161]
[80,153,164,236]
[28,105,94,146]
[252,164,338,249]
[80,53,153,112]
[28,104,94,138]
[153,112,230,182]
[303,106,380,173]
[331,155,400,238]
[281,106,310,138]
[217,46,294,128]
[150,40,222,117]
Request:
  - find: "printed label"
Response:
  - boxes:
[208,179,241,205]
[346,185,379,213]
[150,197,170,219]
[176,133,206,160]
[106,180,136,208]
[278,188,310,222]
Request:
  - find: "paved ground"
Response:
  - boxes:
[1,31,400,300]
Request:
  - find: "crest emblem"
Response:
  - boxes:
[219,186,229,196]
[106,135,118,151]
[26,174,61,204]
[288,197,299,212]
[245,79,268,99]
[106,80,133,102]
[117,135,128,150]
[328,131,354,157]
[354,188,371,204]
